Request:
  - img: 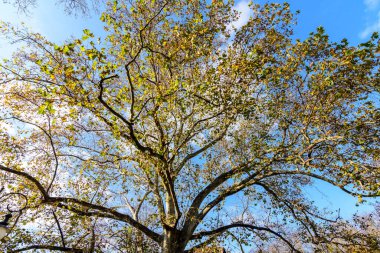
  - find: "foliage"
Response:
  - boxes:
[0,0,379,252]
[252,203,380,252]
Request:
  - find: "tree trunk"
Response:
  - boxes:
[162,230,187,253]
[161,191,190,253]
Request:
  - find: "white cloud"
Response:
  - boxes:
[360,0,380,39]
[0,121,16,136]
[229,0,253,30]
[364,0,380,10]
[360,10,380,39]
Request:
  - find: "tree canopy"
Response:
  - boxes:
[0,0,379,252]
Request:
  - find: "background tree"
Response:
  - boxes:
[2,0,100,15]
[0,0,379,252]
[251,203,380,252]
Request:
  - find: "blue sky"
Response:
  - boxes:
[0,0,379,219]
[1,0,379,57]
[0,0,379,43]
[239,0,380,42]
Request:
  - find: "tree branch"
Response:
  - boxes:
[182,161,257,235]
[0,164,163,243]
[8,116,59,194]
[191,223,301,253]
[175,127,228,174]
[264,170,379,197]
[52,211,66,248]
[11,245,84,252]
[97,75,166,162]
[45,197,162,243]
[0,164,48,199]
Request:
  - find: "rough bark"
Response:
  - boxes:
[162,230,186,253]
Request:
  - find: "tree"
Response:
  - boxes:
[0,0,379,252]
[251,203,380,252]
[320,203,380,253]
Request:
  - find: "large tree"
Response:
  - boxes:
[0,0,379,252]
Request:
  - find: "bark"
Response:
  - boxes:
[162,192,188,253]
[162,230,187,253]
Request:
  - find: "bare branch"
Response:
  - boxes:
[52,211,66,248]
[10,245,83,252]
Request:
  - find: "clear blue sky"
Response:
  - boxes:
[280,0,380,42]
[0,0,379,218]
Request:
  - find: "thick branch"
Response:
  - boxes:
[45,197,162,243]
[191,223,301,253]
[11,245,83,252]
[0,164,48,199]
[0,164,163,244]
[182,161,257,234]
